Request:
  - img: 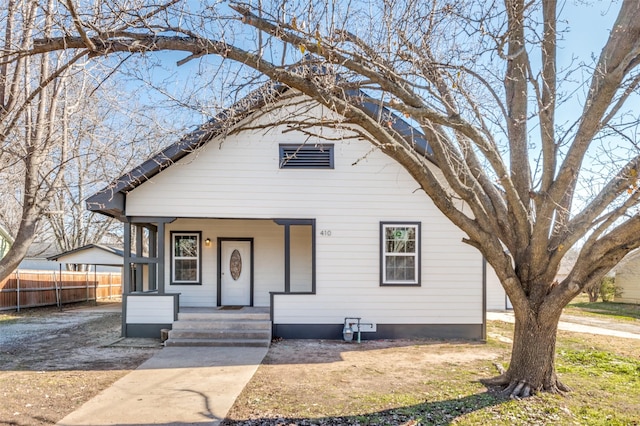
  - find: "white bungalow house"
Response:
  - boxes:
[87,84,490,341]
[614,249,640,304]
[0,224,12,259]
[486,267,512,311]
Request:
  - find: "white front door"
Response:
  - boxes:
[220,240,252,306]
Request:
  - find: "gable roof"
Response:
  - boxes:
[47,244,129,266]
[86,77,434,219]
[613,248,640,273]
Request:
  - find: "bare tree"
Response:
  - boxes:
[0,0,173,277]
[44,75,172,264]
[9,0,640,396]
[0,0,82,278]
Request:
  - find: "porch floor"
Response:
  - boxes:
[179,306,270,314]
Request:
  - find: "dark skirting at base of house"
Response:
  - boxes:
[272,323,484,340]
[125,323,173,338]
[124,322,484,340]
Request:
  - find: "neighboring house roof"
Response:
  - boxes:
[86,75,434,219]
[47,244,128,266]
[613,248,640,273]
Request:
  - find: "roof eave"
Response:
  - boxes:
[86,190,125,219]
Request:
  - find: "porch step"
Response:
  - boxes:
[178,312,270,321]
[167,329,271,340]
[165,309,271,347]
[164,338,270,347]
[172,319,271,331]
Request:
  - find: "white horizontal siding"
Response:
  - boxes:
[126,100,484,325]
[290,225,313,292]
[616,262,640,304]
[486,264,508,310]
[273,295,481,324]
[126,296,175,323]
[276,219,481,325]
[126,126,433,220]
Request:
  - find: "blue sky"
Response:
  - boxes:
[556,1,619,102]
[118,1,625,142]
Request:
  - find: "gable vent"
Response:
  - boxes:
[279,144,334,169]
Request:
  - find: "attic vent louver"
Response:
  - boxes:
[279,144,334,169]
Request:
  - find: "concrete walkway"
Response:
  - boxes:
[487,311,640,340]
[57,346,268,426]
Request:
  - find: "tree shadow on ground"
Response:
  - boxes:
[222,391,506,426]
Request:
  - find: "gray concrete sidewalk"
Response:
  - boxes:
[487,311,640,340]
[57,346,268,426]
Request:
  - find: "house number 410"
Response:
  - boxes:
[320,230,332,236]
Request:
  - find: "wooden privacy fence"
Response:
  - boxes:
[0,270,122,311]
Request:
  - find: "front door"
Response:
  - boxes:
[220,239,252,306]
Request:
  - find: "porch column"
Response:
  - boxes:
[157,221,165,294]
[122,221,132,337]
[284,224,291,293]
[148,225,157,292]
[135,225,144,292]
[123,222,132,295]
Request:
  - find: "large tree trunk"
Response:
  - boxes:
[483,305,570,398]
[0,205,40,282]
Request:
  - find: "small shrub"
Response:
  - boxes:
[600,276,619,302]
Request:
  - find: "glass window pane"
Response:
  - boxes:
[385,226,416,254]
[385,255,416,282]
[385,256,397,281]
[175,259,198,281]
[175,235,198,257]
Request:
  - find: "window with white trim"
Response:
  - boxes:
[171,232,201,284]
[380,223,421,286]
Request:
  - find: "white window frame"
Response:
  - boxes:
[171,231,201,285]
[380,222,421,286]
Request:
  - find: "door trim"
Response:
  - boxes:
[217,238,254,306]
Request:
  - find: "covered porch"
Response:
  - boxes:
[120,217,315,338]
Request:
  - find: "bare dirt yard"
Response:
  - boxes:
[0,302,160,426]
[223,339,505,425]
[223,321,640,425]
[1,303,638,425]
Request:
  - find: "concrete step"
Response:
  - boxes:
[165,309,272,347]
[168,329,271,340]
[164,338,270,347]
[171,319,271,330]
